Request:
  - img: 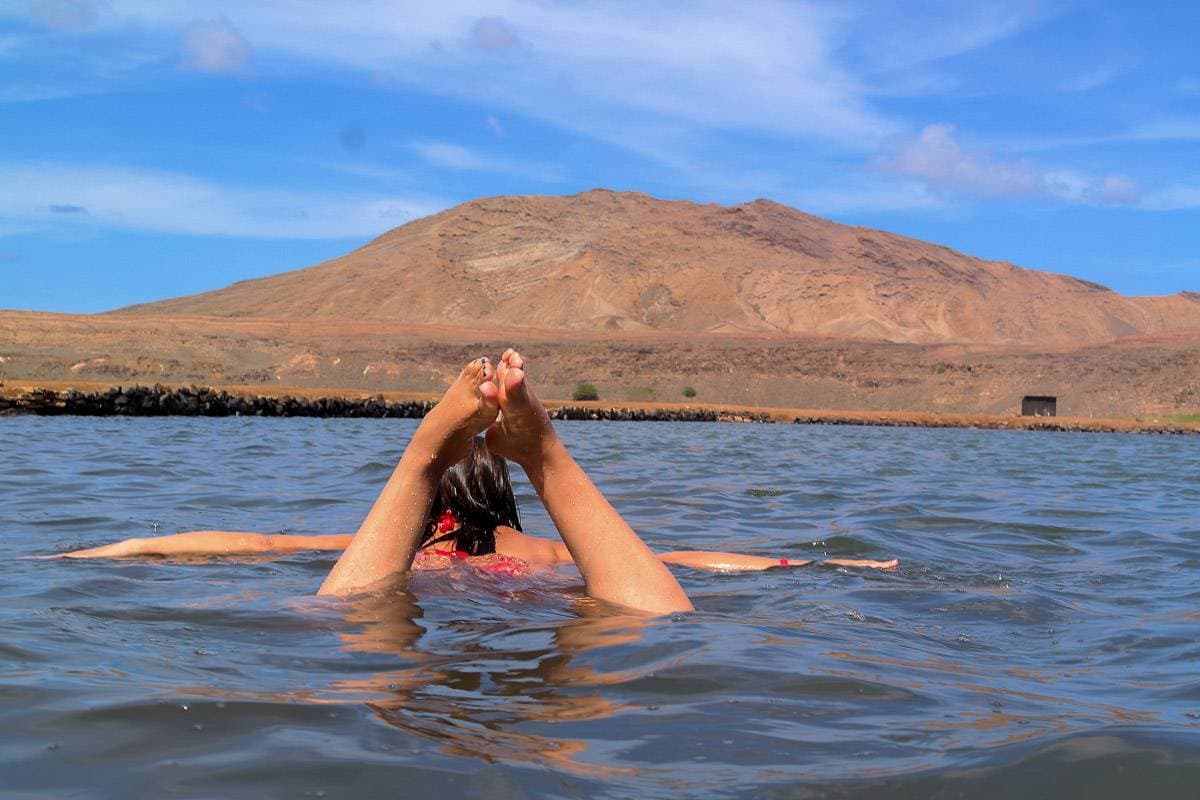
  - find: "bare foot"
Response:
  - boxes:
[485,349,559,469]
[409,357,499,473]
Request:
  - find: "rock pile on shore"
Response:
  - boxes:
[0,384,432,418]
[0,384,770,423]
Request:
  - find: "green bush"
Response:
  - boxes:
[572,382,599,401]
[682,385,697,398]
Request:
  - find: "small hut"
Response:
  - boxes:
[1021,396,1057,417]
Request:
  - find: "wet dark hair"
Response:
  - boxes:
[420,437,522,556]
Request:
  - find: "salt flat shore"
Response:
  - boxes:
[2,380,1196,435]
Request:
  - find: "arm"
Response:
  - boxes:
[657,551,898,571]
[657,551,812,571]
[495,532,895,573]
[50,531,352,559]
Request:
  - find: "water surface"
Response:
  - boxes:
[2,418,1199,798]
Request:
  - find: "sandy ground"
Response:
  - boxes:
[2,311,1199,418]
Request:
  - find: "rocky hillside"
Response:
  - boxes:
[112,190,1200,345]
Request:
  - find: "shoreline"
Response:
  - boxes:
[2,380,1197,435]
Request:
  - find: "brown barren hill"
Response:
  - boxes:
[111,190,1200,345]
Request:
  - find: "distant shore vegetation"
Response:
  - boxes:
[572,382,599,401]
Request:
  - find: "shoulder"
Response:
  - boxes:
[494,527,571,564]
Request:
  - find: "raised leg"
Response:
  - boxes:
[318,358,499,596]
[486,350,693,615]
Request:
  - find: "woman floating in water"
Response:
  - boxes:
[50,350,896,613]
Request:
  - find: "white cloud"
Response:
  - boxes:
[180,17,251,73]
[874,123,1040,196]
[874,123,1142,206]
[0,163,445,238]
[486,115,504,137]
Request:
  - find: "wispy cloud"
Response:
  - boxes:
[25,1,892,150]
[410,140,565,182]
[1060,66,1118,93]
[844,0,1052,73]
[1140,181,1200,211]
[873,123,1142,206]
[180,17,251,73]
[2,1,1161,217]
[791,178,945,214]
[0,163,446,238]
[27,0,97,31]
[469,16,520,51]
[412,141,491,171]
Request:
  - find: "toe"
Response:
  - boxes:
[463,357,491,383]
[503,366,528,403]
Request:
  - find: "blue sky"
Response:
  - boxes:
[1,0,1198,313]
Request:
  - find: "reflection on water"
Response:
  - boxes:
[2,417,1200,798]
[333,589,639,777]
